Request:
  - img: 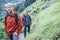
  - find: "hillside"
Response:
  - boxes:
[0,0,60,40]
[24,0,60,40]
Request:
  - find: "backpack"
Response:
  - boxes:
[5,12,18,25]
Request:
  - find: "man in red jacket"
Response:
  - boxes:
[4,3,23,40]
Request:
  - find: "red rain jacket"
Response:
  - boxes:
[5,13,23,34]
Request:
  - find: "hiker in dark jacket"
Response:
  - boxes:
[4,3,23,40]
[22,11,32,37]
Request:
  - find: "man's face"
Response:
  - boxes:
[6,5,14,13]
[23,11,28,16]
[24,13,27,16]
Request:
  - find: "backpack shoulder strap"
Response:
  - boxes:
[15,13,18,25]
[5,13,9,20]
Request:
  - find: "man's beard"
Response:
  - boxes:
[8,9,12,13]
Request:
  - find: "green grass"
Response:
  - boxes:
[0,0,60,40]
[0,23,8,40]
[24,0,60,40]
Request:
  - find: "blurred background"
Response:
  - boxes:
[0,0,60,40]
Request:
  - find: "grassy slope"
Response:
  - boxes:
[0,23,8,40]
[24,0,60,40]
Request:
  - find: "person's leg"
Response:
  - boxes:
[13,34,19,40]
[28,25,30,33]
[7,34,13,40]
[24,26,27,38]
